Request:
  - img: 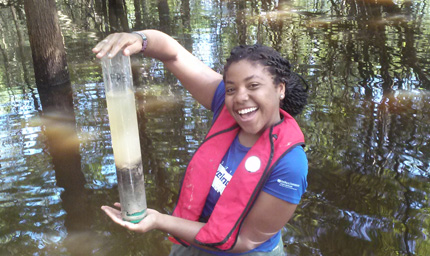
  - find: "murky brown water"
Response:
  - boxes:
[0,0,429,255]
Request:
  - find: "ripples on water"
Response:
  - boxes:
[0,89,64,254]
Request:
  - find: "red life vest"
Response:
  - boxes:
[170,105,304,251]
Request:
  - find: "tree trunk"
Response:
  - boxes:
[23,0,70,88]
[108,0,129,32]
[158,0,171,34]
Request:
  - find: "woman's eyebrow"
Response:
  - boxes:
[244,75,261,81]
[226,75,262,84]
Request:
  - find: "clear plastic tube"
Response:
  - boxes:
[101,53,147,223]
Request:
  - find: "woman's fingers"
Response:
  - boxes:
[100,205,137,230]
[92,33,121,58]
[92,33,142,59]
[92,34,116,58]
[101,205,123,224]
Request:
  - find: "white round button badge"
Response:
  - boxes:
[245,156,261,173]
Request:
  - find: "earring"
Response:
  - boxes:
[280,95,284,100]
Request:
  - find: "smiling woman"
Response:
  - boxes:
[224,60,285,146]
[93,29,309,255]
[223,44,308,147]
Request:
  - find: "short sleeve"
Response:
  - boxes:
[262,146,308,204]
[211,81,225,117]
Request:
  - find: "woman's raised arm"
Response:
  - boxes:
[92,30,222,109]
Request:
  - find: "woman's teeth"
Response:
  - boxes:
[238,107,257,115]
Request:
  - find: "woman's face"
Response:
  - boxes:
[224,60,285,144]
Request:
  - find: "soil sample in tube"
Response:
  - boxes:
[102,54,147,223]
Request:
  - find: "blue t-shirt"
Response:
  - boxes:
[197,81,308,255]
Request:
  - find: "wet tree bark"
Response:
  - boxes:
[23,0,70,88]
[23,1,91,246]
[23,0,84,190]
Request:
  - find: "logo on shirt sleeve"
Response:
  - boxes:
[277,179,300,191]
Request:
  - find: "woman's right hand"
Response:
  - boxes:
[92,32,144,59]
[92,29,222,109]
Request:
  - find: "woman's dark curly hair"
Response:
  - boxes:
[223,44,309,116]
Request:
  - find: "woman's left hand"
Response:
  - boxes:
[101,202,160,233]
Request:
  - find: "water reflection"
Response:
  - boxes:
[0,0,429,255]
[38,83,97,255]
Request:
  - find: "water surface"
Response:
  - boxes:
[0,0,429,255]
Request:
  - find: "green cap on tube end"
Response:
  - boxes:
[123,209,147,224]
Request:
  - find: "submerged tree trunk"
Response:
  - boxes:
[23,1,90,243]
[23,0,70,88]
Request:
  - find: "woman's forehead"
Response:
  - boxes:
[225,60,271,76]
